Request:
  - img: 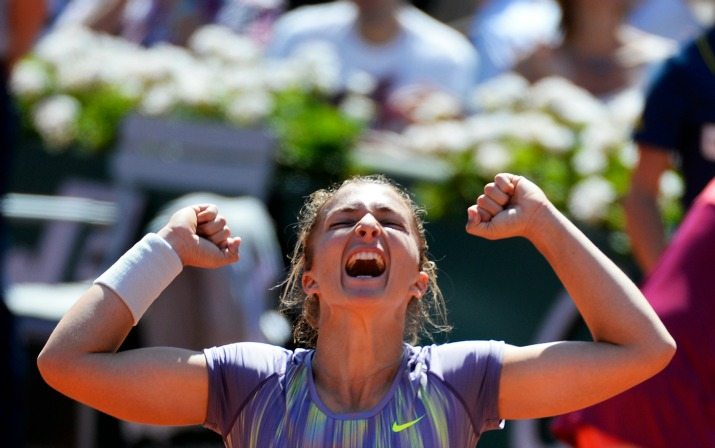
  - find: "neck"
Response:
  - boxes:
[312,314,406,413]
[356,3,401,44]
[565,6,624,56]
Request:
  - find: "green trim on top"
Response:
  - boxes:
[696,33,715,75]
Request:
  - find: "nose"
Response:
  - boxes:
[355,213,381,240]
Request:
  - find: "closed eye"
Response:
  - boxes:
[329,221,355,229]
[381,221,405,230]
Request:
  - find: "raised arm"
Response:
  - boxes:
[466,173,676,420]
[37,204,240,425]
[623,144,674,275]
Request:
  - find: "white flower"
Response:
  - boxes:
[410,90,463,123]
[140,84,179,116]
[189,24,235,56]
[568,176,616,223]
[430,121,473,153]
[289,40,341,94]
[517,112,574,153]
[402,124,441,153]
[98,45,151,92]
[55,57,102,90]
[345,71,377,96]
[464,113,512,143]
[225,91,274,125]
[263,59,307,91]
[32,94,81,150]
[189,25,261,65]
[580,120,624,155]
[572,147,608,176]
[605,87,644,130]
[474,141,513,177]
[528,77,608,126]
[223,67,267,94]
[618,142,638,169]
[659,170,684,201]
[402,121,470,154]
[174,66,221,107]
[10,59,50,97]
[143,44,197,84]
[33,26,96,66]
[471,72,529,111]
[534,124,575,153]
[339,94,376,123]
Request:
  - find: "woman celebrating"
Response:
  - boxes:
[37,173,675,447]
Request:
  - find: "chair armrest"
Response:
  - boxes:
[0,193,118,226]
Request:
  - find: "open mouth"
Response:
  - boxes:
[345,251,386,278]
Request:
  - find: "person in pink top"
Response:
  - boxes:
[552,178,715,447]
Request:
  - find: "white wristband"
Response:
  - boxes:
[94,233,183,325]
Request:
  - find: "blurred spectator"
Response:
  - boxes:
[287,0,435,13]
[53,0,218,46]
[471,0,703,83]
[265,0,478,130]
[624,24,715,274]
[513,0,676,100]
[215,0,285,45]
[53,0,285,47]
[551,177,715,448]
[2,1,48,446]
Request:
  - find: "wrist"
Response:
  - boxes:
[94,233,183,325]
[524,202,563,246]
[157,226,194,266]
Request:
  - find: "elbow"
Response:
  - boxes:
[662,334,677,365]
[36,346,56,386]
[36,345,71,391]
[647,333,677,376]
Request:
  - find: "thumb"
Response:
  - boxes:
[466,206,481,227]
[465,205,491,236]
[193,236,241,268]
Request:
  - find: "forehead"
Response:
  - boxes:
[323,182,412,217]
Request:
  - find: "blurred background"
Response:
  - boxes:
[2,0,713,447]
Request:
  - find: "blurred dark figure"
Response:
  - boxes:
[1,1,48,446]
[624,25,715,275]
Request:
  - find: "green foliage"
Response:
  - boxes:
[270,89,363,179]
[73,86,138,152]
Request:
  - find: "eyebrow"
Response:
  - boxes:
[332,204,402,215]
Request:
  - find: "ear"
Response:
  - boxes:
[409,271,429,300]
[302,272,319,296]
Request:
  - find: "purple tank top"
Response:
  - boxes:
[203,341,504,447]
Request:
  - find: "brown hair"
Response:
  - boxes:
[278,174,451,348]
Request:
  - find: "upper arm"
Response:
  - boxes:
[498,341,659,420]
[76,347,210,425]
[37,285,210,425]
[41,345,210,426]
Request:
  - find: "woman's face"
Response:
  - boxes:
[302,182,428,312]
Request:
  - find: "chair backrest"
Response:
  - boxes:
[110,114,277,201]
[4,178,144,284]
